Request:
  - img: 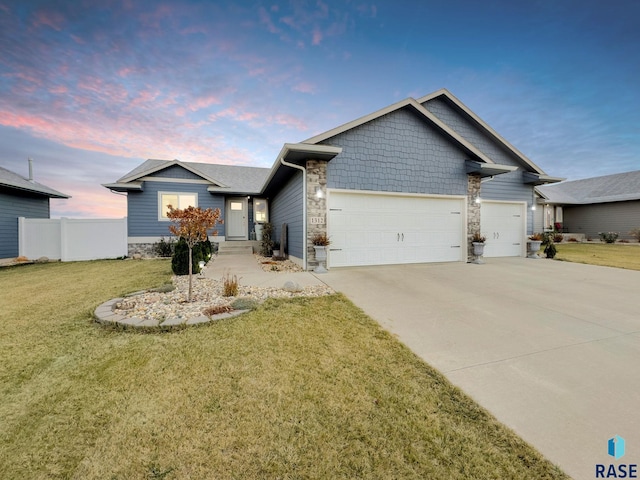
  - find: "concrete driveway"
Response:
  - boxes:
[321,258,640,479]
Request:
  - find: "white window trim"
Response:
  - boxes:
[158,191,198,221]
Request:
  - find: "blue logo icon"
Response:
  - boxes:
[609,435,626,460]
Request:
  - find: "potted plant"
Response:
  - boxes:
[272,241,281,258]
[311,232,331,273]
[471,232,486,264]
[528,233,543,258]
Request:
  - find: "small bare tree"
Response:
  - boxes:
[167,205,223,301]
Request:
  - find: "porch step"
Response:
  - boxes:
[216,240,260,255]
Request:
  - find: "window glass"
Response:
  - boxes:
[254,198,267,222]
[160,193,197,219]
[230,201,243,211]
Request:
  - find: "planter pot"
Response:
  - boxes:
[528,240,542,259]
[313,245,328,273]
[472,242,485,264]
[272,249,280,258]
[254,223,263,242]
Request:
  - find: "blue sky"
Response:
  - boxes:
[0,0,638,217]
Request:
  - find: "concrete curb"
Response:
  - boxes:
[94,297,249,330]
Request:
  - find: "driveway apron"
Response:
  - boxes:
[320,258,640,480]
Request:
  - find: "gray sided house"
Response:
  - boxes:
[0,165,70,259]
[106,88,562,269]
[535,170,640,240]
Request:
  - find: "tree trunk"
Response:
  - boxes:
[187,245,193,302]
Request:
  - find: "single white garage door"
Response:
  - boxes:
[480,201,526,257]
[328,191,466,267]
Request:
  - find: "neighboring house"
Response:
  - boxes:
[0,164,70,259]
[535,170,640,240]
[106,88,562,269]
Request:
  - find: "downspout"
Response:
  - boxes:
[279,155,307,270]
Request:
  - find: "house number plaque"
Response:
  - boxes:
[310,217,325,225]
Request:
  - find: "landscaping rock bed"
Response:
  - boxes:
[101,272,333,328]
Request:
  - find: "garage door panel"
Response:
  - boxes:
[481,202,525,258]
[328,191,465,267]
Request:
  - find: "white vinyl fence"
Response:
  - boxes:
[19,217,127,261]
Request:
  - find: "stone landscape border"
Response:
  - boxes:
[94,297,249,330]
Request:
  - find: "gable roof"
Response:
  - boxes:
[0,166,70,198]
[418,89,549,176]
[302,97,496,165]
[105,159,271,194]
[536,170,640,205]
[302,88,555,178]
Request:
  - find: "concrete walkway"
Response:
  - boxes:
[204,253,326,288]
[321,258,640,480]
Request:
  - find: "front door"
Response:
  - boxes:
[226,197,248,240]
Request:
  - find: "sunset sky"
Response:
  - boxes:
[1,0,638,218]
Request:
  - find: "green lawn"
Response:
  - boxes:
[0,260,568,479]
[556,242,640,270]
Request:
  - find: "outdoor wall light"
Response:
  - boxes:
[531,205,536,211]
[474,196,481,204]
[315,186,323,198]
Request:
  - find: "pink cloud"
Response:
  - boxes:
[70,34,85,45]
[293,82,317,94]
[32,9,65,31]
[77,76,129,104]
[312,28,323,45]
[49,85,68,94]
[131,89,160,106]
[259,6,280,34]
[189,94,222,112]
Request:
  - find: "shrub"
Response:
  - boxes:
[629,227,640,242]
[568,237,578,242]
[222,271,239,297]
[153,237,175,257]
[529,233,543,241]
[199,239,213,260]
[598,232,619,244]
[553,234,564,243]
[231,297,260,311]
[260,222,274,256]
[202,305,232,317]
[541,231,557,259]
[172,238,204,275]
[544,243,557,258]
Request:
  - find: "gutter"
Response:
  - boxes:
[278,154,308,270]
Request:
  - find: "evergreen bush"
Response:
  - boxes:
[260,222,274,256]
[172,238,205,275]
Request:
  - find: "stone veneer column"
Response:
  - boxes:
[467,174,481,262]
[306,159,328,270]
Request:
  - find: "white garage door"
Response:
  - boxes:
[481,201,526,257]
[328,191,466,267]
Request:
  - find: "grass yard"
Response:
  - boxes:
[0,260,568,479]
[555,242,640,270]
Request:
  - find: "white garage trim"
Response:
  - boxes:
[327,189,467,268]
[480,200,527,257]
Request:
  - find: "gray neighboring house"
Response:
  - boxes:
[106,88,562,270]
[0,165,70,259]
[535,170,640,240]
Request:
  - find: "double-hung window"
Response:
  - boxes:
[158,192,197,220]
